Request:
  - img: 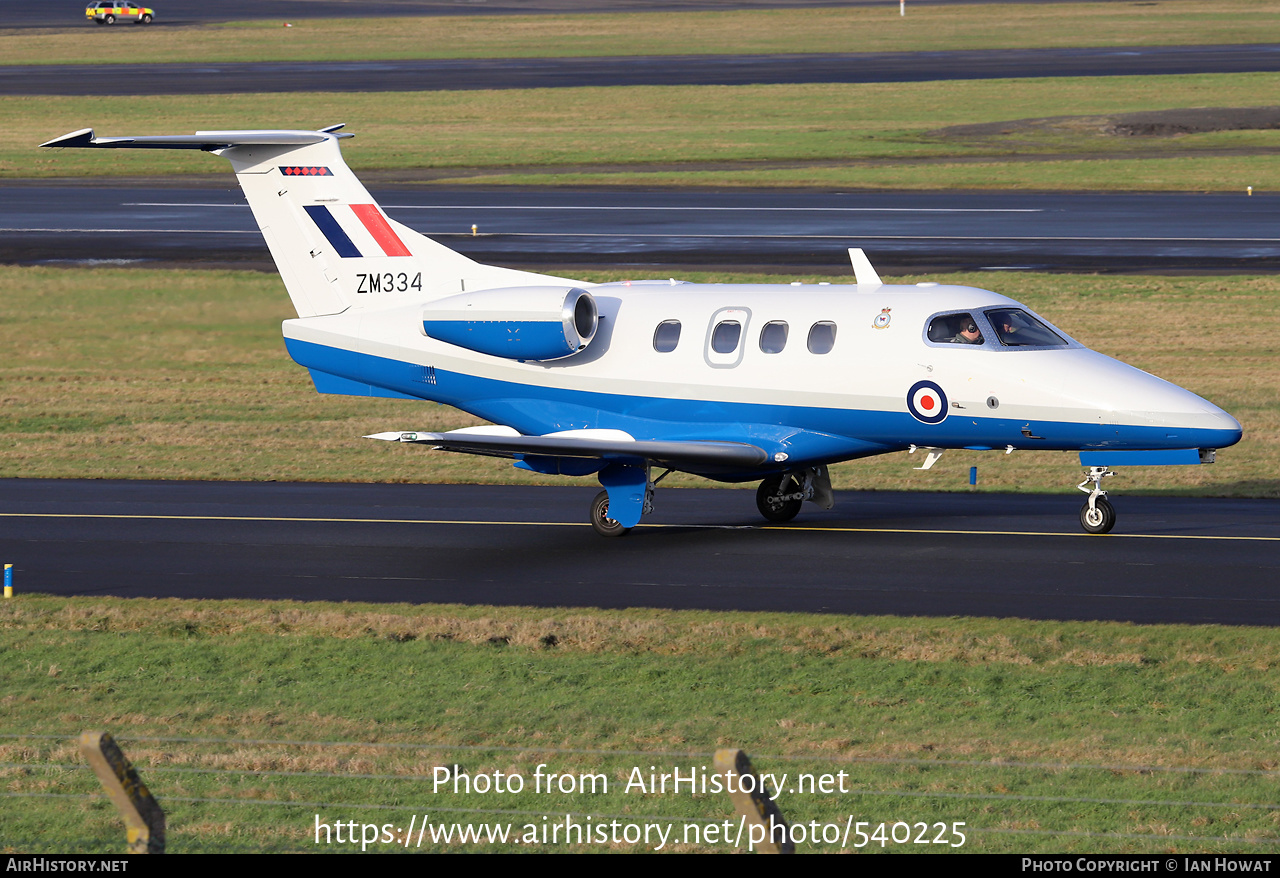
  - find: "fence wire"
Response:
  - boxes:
[3,733,1277,853]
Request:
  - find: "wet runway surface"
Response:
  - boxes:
[5,183,1276,273]
[7,44,1279,95]
[2,479,1276,625]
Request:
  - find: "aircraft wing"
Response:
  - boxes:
[366,426,770,469]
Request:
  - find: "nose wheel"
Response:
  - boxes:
[1079,495,1116,534]
[1077,466,1117,534]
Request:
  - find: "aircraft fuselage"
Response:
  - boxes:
[283,280,1241,480]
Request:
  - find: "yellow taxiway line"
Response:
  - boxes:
[0,511,1277,542]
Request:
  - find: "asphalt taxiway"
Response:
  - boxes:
[8,44,1280,95]
[2,479,1276,625]
[6,184,1276,273]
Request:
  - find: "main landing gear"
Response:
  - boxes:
[1077,466,1117,534]
[756,466,834,524]
[590,490,630,537]
[588,465,835,536]
[588,467,666,537]
[756,473,803,522]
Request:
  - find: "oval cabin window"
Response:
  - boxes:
[807,321,837,354]
[653,320,681,352]
[759,321,788,354]
[711,320,742,354]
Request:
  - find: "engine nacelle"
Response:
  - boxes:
[421,286,598,361]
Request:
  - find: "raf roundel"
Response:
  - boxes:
[906,380,949,424]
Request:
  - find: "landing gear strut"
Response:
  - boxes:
[1077,466,1117,534]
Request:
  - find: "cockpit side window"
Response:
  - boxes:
[927,312,985,346]
[984,308,1069,347]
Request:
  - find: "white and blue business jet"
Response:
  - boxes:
[42,125,1242,536]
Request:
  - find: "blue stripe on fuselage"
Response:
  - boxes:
[282,338,1241,465]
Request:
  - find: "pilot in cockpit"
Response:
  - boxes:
[947,316,984,345]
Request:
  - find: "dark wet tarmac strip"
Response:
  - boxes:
[5,44,1279,95]
[5,184,1277,273]
[2,480,1277,625]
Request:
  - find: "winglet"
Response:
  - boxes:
[849,248,882,287]
[39,128,97,149]
[318,123,354,139]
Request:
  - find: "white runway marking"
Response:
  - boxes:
[124,202,1044,214]
[124,202,251,208]
[460,232,1280,243]
[0,227,258,234]
[385,205,1047,213]
[9,227,1276,243]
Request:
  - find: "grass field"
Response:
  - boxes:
[4,595,1280,853]
[17,73,1280,191]
[6,1,1277,66]
[0,265,1272,498]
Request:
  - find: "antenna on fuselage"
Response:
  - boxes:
[848,248,882,287]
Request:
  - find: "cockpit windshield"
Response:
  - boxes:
[984,308,1069,347]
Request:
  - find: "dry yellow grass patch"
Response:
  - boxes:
[6,595,1278,673]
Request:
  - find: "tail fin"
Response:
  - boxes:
[41,126,575,318]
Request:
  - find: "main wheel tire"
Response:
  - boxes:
[590,490,631,537]
[756,474,802,523]
[140,13,152,23]
[1080,496,1116,534]
[104,14,115,23]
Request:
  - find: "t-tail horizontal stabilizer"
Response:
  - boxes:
[39,127,343,150]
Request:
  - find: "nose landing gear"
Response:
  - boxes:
[1077,466,1117,534]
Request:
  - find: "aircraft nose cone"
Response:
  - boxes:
[1060,350,1242,450]
[1206,406,1244,448]
[1117,375,1242,449]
